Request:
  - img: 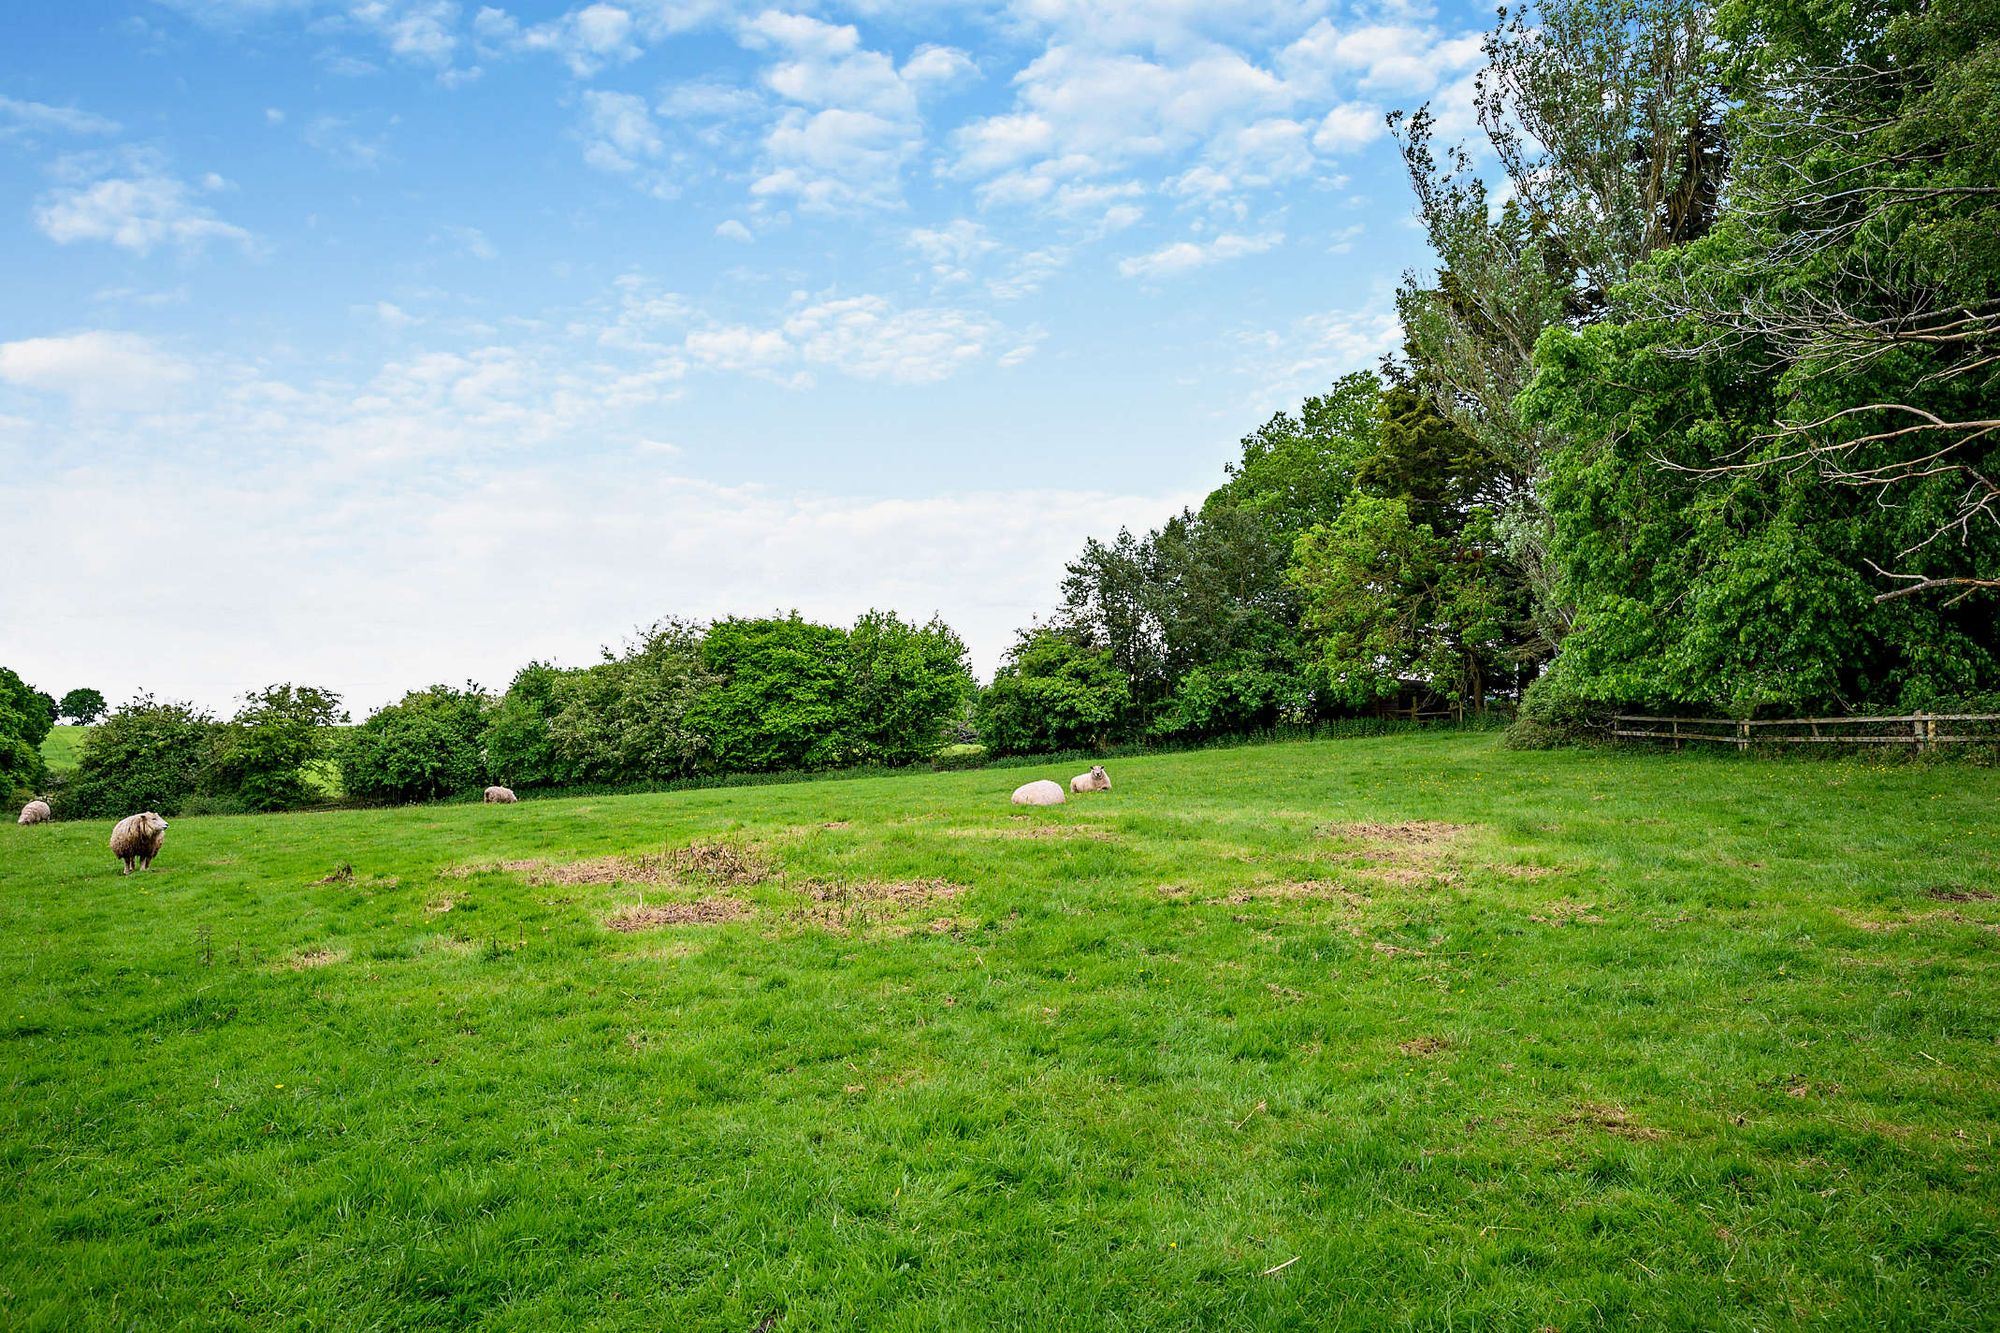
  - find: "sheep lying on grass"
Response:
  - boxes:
[484,786,517,804]
[1011,780,1065,807]
[18,800,51,825]
[1070,765,1111,793]
[110,812,168,874]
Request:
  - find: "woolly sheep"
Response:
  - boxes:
[109,812,169,874]
[1011,779,1066,807]
[484,786,517,804]
[17,800,51,826]
[1069,765,1111,794]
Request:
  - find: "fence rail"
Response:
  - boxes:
[1611,713,2000,751]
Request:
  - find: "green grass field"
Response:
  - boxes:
[37,725,89,774]
[3,732,1996,1329]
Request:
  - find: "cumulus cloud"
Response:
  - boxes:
[1118,229,1280,279]
[34,155,255,256]
[0,331,193,411]
[678,292,1006,386]
[739,11,974,213]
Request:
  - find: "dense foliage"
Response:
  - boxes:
[338,685,491,804]
[0,667,54,803]
[204,685,348,812]
[60,697,216,818]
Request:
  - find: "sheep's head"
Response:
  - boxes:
[1089,765,1107,781]
[142,812,168,835]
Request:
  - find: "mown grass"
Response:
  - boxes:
[2,731,1996,1330]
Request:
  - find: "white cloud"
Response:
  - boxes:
[577,89,671,192]
[678,292,1008,385]
[784,295,995,384]
[1236,304,1403,405]
[714,218,754,242]
[907,219,997,282]
[474,2,641,76]
[0,331,193,412]
[684,324,794,376]
[1118,230,1280,279]
[34,158,255,256]
[0,95,120,138]
[1313,102,1384,152]
[738,13,972,213]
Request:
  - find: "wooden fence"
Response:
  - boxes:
[1611,713,2000,751]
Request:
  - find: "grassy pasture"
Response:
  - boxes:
[37,725,89,774]
[2,731,1996,1330]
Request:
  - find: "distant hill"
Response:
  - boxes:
[40,726,89,774]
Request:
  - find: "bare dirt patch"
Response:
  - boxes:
[1926,885,1997,903]
[667,840,773,885]
[281,948,348,971]
[488,840,776,890]
[313,864,354,884]
[1399,1035,1449,1057]
[604,897,750,931]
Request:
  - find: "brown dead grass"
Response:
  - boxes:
[1318,820,1470,846]
[1399,1035,1449,1057]
[1529,899,1607,927]
[1223,880,1370,907]
[603,897,750,931]
[281,948,348,971]
[1559,1102,1666,1141]
[804,878,967,907]
[947,825,1117,842]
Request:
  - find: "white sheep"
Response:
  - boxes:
[109,812,169,874]
[484,786,518,804]
[1011,779,1066,807]
[17,800,52,826]
[1069,765,1111,794]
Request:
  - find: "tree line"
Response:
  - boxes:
[3,612,978,816]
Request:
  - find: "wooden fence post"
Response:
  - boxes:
[1737,720,1748,752]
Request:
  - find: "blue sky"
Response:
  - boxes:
[0,0,1490,711]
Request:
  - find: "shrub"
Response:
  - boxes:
[339,685,490,803]
[485,661,574,789]
[693,614,854,772]
[203,684,347,811]
[845,611,975,765]
[546,623,720,785]
[976,630,1131,756]
[60,696,216,817]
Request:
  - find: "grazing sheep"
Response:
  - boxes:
[484,786,518,804]
[1069,765,1111,794]
[109,812,169,874]
[1011,779,1066,807]
[17,800,51,826]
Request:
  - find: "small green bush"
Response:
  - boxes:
[339,685,490,803]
